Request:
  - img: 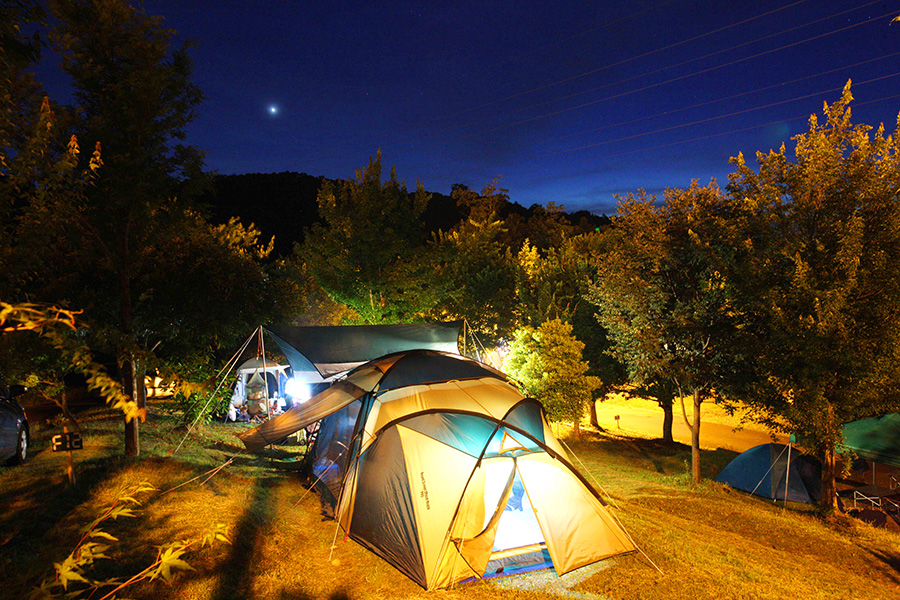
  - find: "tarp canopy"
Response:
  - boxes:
[266,322,462,379]
[238,350,506,451]
[238,350,635,589]
[716,443,822,504]
[839,413,900,469]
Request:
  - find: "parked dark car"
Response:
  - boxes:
[0,380,28,465]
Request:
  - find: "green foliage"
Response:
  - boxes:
[433,217,518,343]
[27,481,231,600]
[2,2,284,455]
[588,182,754,482]
[302,151,434,323]
[159,353,235,426]
[429,182,519,343]
[589,183,750,398]
[723,83,900,504]
[504,318,600,434]
[1,301,144,421]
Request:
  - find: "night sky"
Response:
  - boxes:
[36,1,900,215]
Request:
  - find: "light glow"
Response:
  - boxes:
[284,377,311,403]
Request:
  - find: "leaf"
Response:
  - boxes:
[55,557,88,590]
[151,544,195,584]
[201,524,232,547]
[88,531,119,542]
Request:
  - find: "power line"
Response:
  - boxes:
[469,92,900,188]
[518,72,900,164]
[536,52,900,148]
[313,4,896,179]
[420,0,817,125]
[303,0,823,172]
[413,54,900,175]
[499,0,887,118]
[484,7,900,134]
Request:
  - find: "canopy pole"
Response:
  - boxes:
[171,330,255,454]
[260,325,271,420]
[463,319,468,357]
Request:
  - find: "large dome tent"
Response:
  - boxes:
[238,350,635,589]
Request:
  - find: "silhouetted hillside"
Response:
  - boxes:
[202,171,608,257]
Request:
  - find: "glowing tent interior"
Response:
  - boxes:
[238,350,635,589]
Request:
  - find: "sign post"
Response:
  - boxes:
[51,430,83,485]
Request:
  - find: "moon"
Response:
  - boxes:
[268,105,278,115]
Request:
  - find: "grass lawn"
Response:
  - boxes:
[1,406,898,600]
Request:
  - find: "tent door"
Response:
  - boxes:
[482,466,551,577]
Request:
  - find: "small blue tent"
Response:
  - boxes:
[716,443,822,504]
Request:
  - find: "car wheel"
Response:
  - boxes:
[7,425,27,465]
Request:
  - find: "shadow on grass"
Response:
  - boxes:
[867,548,900,581]
[211,476,277,600]
[579,431,739,479]
[0,454,131,595]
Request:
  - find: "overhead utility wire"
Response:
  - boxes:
[298,0,683,171]
[475,92,900,184]
[423,0,816,125]
[536,52,900,148]
[503,0,887,118]
[483,8,900,134]
[519,72,900,163]
[305,0,818,174]
[318,5,894,178]
[407,53,900,176]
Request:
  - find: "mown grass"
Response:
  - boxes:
[1,408,898,600]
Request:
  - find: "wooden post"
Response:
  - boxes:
[62,390,76,486]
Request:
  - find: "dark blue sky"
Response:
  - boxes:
[38,1,900,214]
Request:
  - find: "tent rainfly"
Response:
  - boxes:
[839,413,900,469]
[265,321,461,383]
[715,443,822,504]
[239,350,635,589]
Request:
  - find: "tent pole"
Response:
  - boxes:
[463,319,468,357]
[783,442,792,510]
[260,325,270,421]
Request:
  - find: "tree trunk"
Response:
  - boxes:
[660,399,674,443]
[123,357,139,457]
[590,400,600,429]
[679,388,703,484]
[691,389,701,484]
[819,404,838,513]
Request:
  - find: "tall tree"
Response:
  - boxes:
[589,184,751,483]
[302,151,434,323]
[430,181,519,344]
[725,84,900,510]
[3,1,276,457]
[44,0,206,455]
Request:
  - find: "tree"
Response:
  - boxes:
[589,183,751,483]
[302,151,435,323]
[725,83,900,510]
[504,318,600,439]
[4,1,276,457]
[430,181,519,344]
